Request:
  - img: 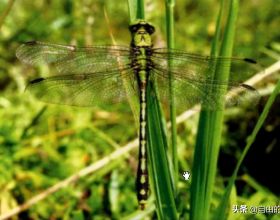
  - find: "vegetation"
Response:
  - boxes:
[0,0,279,219]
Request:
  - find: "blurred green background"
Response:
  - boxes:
[0,0,279,219]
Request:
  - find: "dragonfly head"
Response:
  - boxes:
[129,20,155,47]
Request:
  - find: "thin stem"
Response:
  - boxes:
[0,0,15,30]
[165,0,177,196]
[137,0,145,19]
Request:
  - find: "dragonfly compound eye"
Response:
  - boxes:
[146,26,155,34]
[129,24,140,33]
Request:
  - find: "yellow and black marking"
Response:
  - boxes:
[136,84,149,210]
[129,20,155,209]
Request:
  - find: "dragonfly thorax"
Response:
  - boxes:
[130,47,154,73]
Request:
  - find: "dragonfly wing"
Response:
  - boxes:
[151,49,259,111]
[151,69,222,111]
[151,68,259,111]
[26,68,139,107]
[16,41,131,74]
[152,48,258,81]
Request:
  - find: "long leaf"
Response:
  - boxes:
[165,0,178,196]
[190,0,239,219]
[147,81,177,219]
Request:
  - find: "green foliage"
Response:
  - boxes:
[147,81,177,219]
[191,0,240,219]
[215,73,280,220]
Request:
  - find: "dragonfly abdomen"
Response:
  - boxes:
[132,46,153,209]
[136,79,149,210]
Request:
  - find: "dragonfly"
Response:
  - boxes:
[16,20,258,209]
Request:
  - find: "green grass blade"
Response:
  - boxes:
[214,74,280,220]
[127,0,145,22]
[210,0,224,57]
[127,0,137,22]
[190,0,239,219]
[206,0,240,217]
[189,0,225,218]
[164,0,177,196]
[136,0,145,19]
[147,81,177,219]
[189,0,225,214]
[21,105,48,139]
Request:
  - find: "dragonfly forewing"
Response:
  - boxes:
[16,41,131,75]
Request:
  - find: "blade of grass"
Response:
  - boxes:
[204,0,237,216]
[210,0,224,57]
[205,0,240,218]
[21,105,48,139]
[165,0,178,196]
[147,81,177,219]
[136,0,145,20]
[190,0,239,219]
[189,0,225,218]
[127,0,137,22]
[214,77,280,220]
[127,0,145,21]
[190,1,225,216]
[0,0,15,30]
